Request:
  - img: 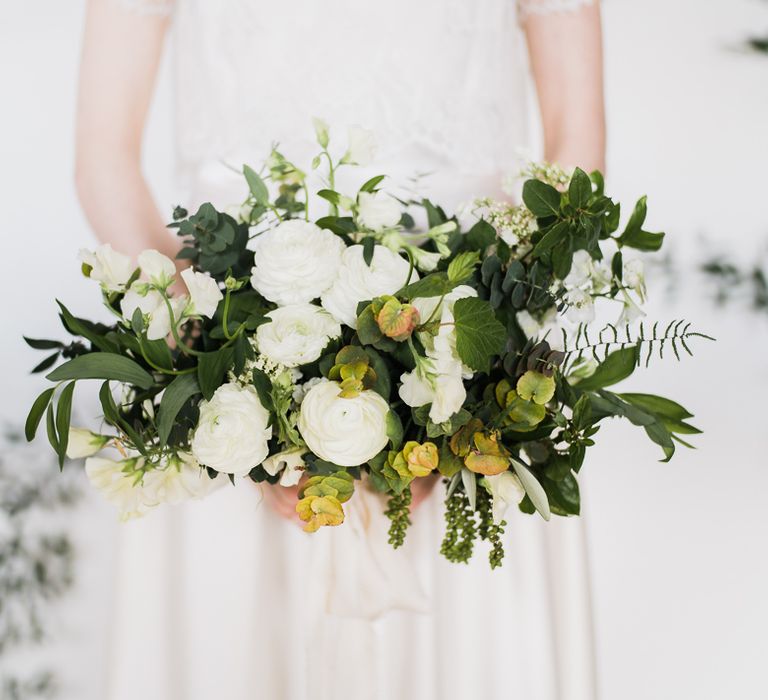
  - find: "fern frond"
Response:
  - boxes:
[561,320,713,372]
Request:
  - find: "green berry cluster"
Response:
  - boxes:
[477,487,506,569]
[385,487,412,548]
[440,489,477,564]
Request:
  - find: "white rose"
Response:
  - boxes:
[262,447,306,487]
[256,304,341,368]
[181,268,223,318]
[344,125,377,166]
[66,428,109,459]
[357,191,401,232]
[481,472,525,525]
[250,220,346,306]
[138,249,176,288]
[321,244,416,328]
[85,456,149,521]
[191,383,272,475]
[78,244,134,292]
[120,284,189,340]
[298,380,389,467]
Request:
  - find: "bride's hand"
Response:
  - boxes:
[262,473,440,527]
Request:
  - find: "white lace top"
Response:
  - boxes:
[120,0,596,205]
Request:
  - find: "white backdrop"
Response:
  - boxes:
[1,1,767,698]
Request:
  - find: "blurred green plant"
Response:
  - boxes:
[0,431,81,700]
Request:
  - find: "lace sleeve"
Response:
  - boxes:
[517,0,596,22]
[114,0,175,16]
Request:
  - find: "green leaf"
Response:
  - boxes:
[616,196,665,251]
[251,367,275,413]
[141,338,173,371]
[465,219,497,250]
[447,251,480,283]
[386,411,404,451]
[572,394,592,429]
[574,346,638,391]
[47,353,154,389]
[243,165,269,206]
[452,297,507,373]
[522,180,561,218]
[359,175,386,193]
[568,168,592,209]
[25,387,56,441]
[57,301,118,352]
[55,381,76,468]
[157,374,201,445]
[23,337,63,350]
[46,403,59,455]
[543,472,580,516]
[317,189,342,206]
[644,420,676,462]
[31,352,60,374]
[197,347,234,401]
[362,237,375,266]
[397,272,453,300]
[619,393,694,421]
[511,458,550,521]
[532,221,569,258]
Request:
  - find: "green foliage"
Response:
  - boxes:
[452,297,507,373]
[46,353,153,389]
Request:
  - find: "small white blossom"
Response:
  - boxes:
[344,125,377,166]
[78,244,134,293]
[181,268,223,318]
[138,249,176,289]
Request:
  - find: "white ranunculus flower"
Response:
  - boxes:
[250,220,346,306]
[481,472,525,525]
[256,304,341,368]
[85,456,149,520]
[344,125,377,166]
[138,249,176,288]
[191,383,272,476]
[181,268,223,318]
[120,284,189,340]
[357,191,401,232]
[321,244,416,328]
[66,428,109,459]
[78,244,134,292]
[262,447,306,487]
[298,380,389,467]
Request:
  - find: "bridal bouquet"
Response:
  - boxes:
[24,121,709,568]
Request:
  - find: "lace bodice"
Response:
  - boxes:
[121,0,595,206]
